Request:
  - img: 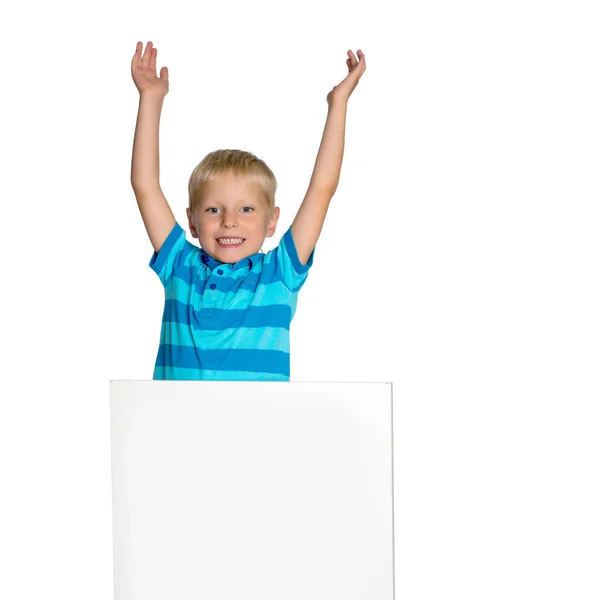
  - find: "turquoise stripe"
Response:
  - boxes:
[162,300,291,330]
[159,323,289,351]
[165,276,294,309]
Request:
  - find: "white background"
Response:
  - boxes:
[1,0,598,598]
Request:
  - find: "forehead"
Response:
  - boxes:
[202,172,263,201]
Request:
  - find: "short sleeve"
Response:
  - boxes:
[270,225,315,292]
[149,221,187,288]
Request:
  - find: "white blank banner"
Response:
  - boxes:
[110,381,394,600]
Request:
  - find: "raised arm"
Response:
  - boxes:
[130,41,176,254]
[291,49,366,265]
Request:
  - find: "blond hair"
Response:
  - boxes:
[188,149,277,216]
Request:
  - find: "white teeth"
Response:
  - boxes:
[218,238,243,245]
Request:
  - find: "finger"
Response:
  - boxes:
[150,47,157,72]
[355,50,366,74]
[142,41,152,67]
[132,41,142,68]
[347,50,357,68]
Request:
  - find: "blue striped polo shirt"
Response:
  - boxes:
[149,221,314,380]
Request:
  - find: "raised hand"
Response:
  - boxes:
[327,49,366,105]
[131,41,169,97]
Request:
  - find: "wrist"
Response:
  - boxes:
[140,91,166,103]
[327,95,348,110]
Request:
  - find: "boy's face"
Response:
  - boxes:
[187,171,280,264]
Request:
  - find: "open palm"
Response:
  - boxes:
[131,41,169,96]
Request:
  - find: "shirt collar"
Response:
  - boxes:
[199,247,264,270]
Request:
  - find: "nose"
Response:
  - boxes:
[221,210,238,228]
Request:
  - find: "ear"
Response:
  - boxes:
[265,206,280,238]
[187,207,199,239]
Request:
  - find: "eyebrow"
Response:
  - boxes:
[202,200,257,206]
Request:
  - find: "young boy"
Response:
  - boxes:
[130,41,366,380]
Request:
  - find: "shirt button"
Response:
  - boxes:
[217,269,223,275]
[210,283,216,289]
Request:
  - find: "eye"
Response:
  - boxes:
[206,207,220,214]
[242,207,254,213]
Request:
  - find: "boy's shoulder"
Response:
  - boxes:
[151,222,312,291]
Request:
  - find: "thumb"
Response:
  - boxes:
[160,66,168,81]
